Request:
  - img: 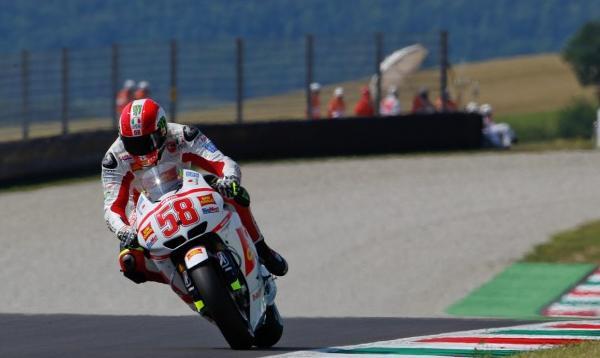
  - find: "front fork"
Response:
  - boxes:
[176,248,248,315]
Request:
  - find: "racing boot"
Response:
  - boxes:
[255,240,288,277]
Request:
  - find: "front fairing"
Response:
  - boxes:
[135,170,228,257]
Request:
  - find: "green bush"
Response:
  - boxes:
[498,111,560,142]
[557,97,597,139]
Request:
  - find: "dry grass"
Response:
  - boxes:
[449,53,596,115]
[178,53,595,124]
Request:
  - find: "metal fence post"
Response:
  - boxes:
[305,34,314,119]
[236,37,244,124]
[61,48,69,135]
[170,39,178,122]
[440,30,449,112]
[21,50,29,140]
[375,32,383,117]
[111,44,119,129]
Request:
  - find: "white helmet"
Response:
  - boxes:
[310,82,321,92]
[124,79,135,90]
[138,81,150,90]
[334,87,344,97]
[465,102,479,113]
[480,103,493,116]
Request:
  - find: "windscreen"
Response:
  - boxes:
[138,163,182,202]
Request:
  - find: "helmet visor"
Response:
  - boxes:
[121,130,166,156]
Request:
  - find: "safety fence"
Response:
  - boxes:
[0,32,449,142]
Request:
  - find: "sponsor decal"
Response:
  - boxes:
[199,194,216,206]
[182,271,192,290]
[141,224,154,241]
[119,153,133,161]
[102,152,117,169]
[217,252,233,272]
[187,171,200,178]
[132,104,143,117]
[202,140,218,153]
[147,236,158,249]
[130,105,142,136]
[237,228,256,275]
[202,206,219,214]
[186,247,204,261]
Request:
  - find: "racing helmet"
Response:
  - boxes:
[119,99,168,165]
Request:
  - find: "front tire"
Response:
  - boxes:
[190,262,253,349]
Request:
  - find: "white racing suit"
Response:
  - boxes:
[101,123,263,303]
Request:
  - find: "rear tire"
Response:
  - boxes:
[190,262,253,349]
[254,304,283,348]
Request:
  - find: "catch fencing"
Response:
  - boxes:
[0,32,449,142]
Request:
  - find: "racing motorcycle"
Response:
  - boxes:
[133,163,283,349]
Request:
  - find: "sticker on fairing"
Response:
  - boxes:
[184,247,209,268]
[203,141,218,153]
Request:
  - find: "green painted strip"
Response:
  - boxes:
[495,329,600,337]
[328,347,521,356]
[580,281,600,285]
[446,262,596,319]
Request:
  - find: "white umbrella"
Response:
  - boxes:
[370,44,429,96]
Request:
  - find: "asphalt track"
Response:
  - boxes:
[4,151,600,317]
[0,314,533,358]
[3,151,600,356]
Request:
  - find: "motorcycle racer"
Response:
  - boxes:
[102,98,288,285]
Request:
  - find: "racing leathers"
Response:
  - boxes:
[102,123,287,287]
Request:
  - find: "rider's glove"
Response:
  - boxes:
[117,226,139,250]
[215,175,240,199]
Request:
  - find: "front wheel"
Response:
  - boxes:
[190,262,253,349]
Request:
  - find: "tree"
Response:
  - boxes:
[563,21,600,103]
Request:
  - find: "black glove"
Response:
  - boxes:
[117,226,139,250]
[215,176,240,198]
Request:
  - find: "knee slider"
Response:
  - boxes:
[118,249,147,284]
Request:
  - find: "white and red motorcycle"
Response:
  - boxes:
[133,163,283,349]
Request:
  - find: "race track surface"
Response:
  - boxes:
[2,151,600,317]
[0,314,532,358]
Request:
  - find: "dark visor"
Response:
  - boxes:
[121,130,166,156]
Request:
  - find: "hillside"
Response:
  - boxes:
[178,53,595,124]
[1,0,600,63]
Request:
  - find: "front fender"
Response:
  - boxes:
[184,246,209,269]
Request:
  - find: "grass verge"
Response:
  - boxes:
[514,341,600,357]
[496,110,561,143]
[515,212,600,356]
[523,219,600,264]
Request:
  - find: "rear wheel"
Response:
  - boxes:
[190,262,253,349]
[254,304,283,348]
